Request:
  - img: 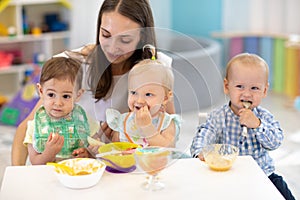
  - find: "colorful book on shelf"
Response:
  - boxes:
[229,37,243,59]
[272,38,285,93]
[244,36,259,54]
[259,37,273,89]
[285,46,300,98]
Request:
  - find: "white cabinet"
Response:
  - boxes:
[0,0,71,99]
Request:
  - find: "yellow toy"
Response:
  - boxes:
[0,93,8,107]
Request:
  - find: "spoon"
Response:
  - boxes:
[95,150,124,158]
[95,147,137,158]
[241,101,252,137]
[96,156,137,173]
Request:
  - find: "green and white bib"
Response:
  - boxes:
[33,104,90,159]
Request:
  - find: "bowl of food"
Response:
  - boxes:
[96,142,140,173]
[48,158,106,189]
[134,147,172,191]
[202,144,239,171]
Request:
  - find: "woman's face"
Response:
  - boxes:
[99,11,141,65]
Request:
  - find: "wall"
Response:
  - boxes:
[171,0,222,38]
[69,1,300,48]
[69,0,172,49]
[222,0,300,34]
[70,0,103,49]
[149,0,172,29]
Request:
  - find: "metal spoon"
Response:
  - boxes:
[241,101,252,137]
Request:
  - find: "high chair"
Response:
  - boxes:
[198,112,208,125]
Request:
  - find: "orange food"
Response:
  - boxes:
[75,171,91,176]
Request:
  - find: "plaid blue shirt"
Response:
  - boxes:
[190,103,284,176]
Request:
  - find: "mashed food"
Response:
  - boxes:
[205,152,235,171]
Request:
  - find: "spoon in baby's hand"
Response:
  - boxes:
[242,101,252,110]
[241,101,252,137]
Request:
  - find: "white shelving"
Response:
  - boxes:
[0,0,71,99]
[8,0,68,5]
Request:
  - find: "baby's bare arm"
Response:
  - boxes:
[28,133,64,165]
[146,121,176,147]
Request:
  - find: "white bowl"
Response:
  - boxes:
[54,158,106,189]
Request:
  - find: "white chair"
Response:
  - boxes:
[198,112,208,125]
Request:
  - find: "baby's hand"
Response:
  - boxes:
[72,148,91,158]
[45,133,64,155]
[238,108,260,128]
[135,105,152,127]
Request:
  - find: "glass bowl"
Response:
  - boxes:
[134,146,172,191]
[202,144,239,171]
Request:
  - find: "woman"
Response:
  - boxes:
[11,0,175,165]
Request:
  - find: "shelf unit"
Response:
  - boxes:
[212,31,300,98]
[0,0,71,99]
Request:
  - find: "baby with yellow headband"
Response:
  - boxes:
[106,45,181,147]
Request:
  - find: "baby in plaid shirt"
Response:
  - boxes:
[190,53,295,200]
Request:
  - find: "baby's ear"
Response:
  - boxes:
[36,83,43,98]
[75,89,85,102]
[223,78,229,94]
[168,90,173,99]
[164,91,173,103]
[263,82,269,98]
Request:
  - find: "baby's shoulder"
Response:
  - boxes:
[254,106,275,119]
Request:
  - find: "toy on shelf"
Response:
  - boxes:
[0,65,40,126]
[0,51,13,68]
[0,0,11,13]
[0,93,8,108]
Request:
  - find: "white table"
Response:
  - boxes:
[0,156,284,200]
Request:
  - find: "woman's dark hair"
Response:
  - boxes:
[88,0,157,101]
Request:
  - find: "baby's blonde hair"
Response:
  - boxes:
[225,53,269,83]
[128,44,174,91]
[128,59,174,91]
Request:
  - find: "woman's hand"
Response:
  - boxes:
[101,121,115,143]
[87,145,100,157]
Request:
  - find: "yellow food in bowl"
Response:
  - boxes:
[203,144,239,171]
[49,158,106,189]
[98,142,140,168]
[56,158,104,175]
